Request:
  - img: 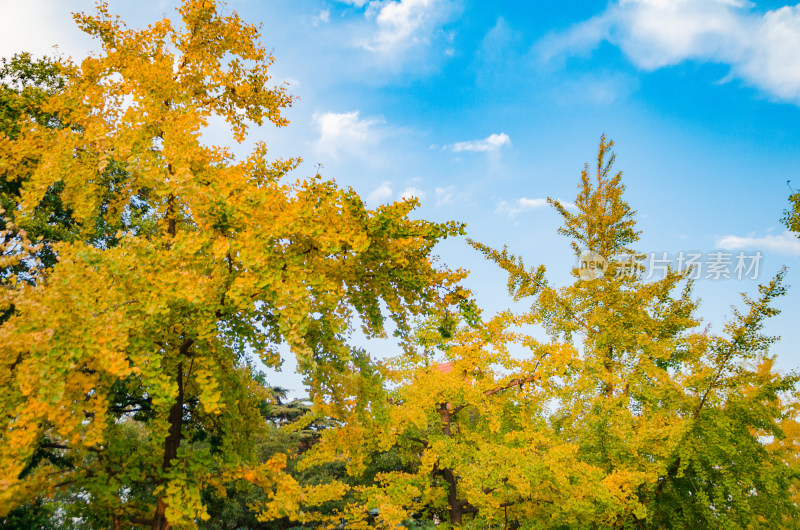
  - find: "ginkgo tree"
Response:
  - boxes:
[0,1,469,528]
[787,186,800,234]
[299,310,619,528]
[298,136,800,528]
[509,137,800,527]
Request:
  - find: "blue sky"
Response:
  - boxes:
[2,0,800,395]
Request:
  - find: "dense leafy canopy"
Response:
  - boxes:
[1,2,798,528]
[297,137,800,528]
[0,1,466,527]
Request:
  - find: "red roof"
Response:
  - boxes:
[435,362,454,374]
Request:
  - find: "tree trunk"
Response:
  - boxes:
[438,403,472,526]
[151,195,189,530]
[444,467,464,525]
[604,345,614,397]
[151,361,184,530]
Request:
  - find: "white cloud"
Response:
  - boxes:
[312,111,384,161]
[539,0,800,104]
[400,186,426,201]
[550,72,639,105]
[716,230,800,256]
[283,77,301,88]
[446,133,511,153]
[0,0,96,61]
[435,185,455,206]
[341,0,457,55]
[368,0,438,53]
[495,197,577,218]
[518,198,549,209]
[367,181,393,204]
[366,182,431,205]
[312,9,331,26]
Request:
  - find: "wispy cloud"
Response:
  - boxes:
[339,0,370,7]
[365,182,431,205]
[538,0,800,104]
[495,197,577,218]
[312,111,384,161]
[446,133,511,153]
[0,0,95,61]
[435,186,455,206]
[312,9,331,27]
[716,230,800,256]
[339,0,458,55]
[550,72,639,106]
[367,181,394,204]
[400,186,426,201]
